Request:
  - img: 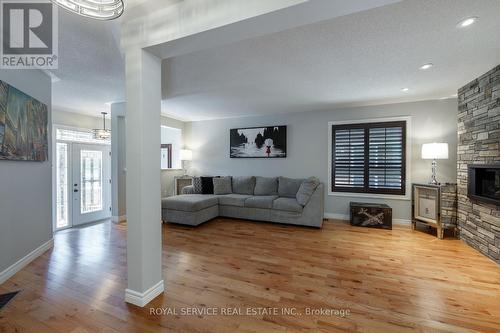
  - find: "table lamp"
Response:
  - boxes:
[180,149,192,176]
[421,143,448,185]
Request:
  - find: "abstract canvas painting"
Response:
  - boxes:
[0,80,48,161]
[230,126,286,158]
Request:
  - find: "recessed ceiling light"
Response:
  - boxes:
[457,17,478,28]
[401,88,409,92]
[420,63,433,70]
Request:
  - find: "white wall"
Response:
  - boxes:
[0,70,52,274]
[161,126,182,169]
[160,115,185,197]
[185,99,458,220]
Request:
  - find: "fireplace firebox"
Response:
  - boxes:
[468,165,500,206]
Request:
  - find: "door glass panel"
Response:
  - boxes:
[56,143,69,228]
[81,150,103,214]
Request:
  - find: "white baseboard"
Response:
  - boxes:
[111,215,127,223]
[393,218,411,225]
[324,213,410,225]
[0,238,54,285]
[125,280,164,307]
[324,213,349,220]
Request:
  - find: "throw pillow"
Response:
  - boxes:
[201,176,215,194]
[232,176,256,195]
[254,176,278,195]
[278,176,304,198]
[296,177,320,206]
[192,177,203,194]
[213,176,232,195]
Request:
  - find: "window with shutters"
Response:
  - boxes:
[330,120,406,195]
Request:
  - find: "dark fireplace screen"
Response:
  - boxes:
[468,165,500,206]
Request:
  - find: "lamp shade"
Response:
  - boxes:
[180,149,192,161]
[421,143,449,159]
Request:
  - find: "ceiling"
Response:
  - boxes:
[161,0,500,121]
[51,0,500,121]
[49,9,124,117]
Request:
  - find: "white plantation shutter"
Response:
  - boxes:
[332,121,406,195]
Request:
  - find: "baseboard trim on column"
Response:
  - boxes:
[125,280,164,307]
[111,215,127,223]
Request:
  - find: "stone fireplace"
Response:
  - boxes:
[457,65,500,263]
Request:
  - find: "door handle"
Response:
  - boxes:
[74,189,79,192]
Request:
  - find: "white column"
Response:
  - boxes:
[124,48,164,307]
[111,102,126,223]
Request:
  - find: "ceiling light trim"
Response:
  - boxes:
[51,0,124,20]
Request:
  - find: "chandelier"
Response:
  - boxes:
[51,0,124,20]
[93,112,111,140]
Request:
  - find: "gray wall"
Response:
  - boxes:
[52,108,103,129]
[111,103,126,219]
[185,99,458,220]
[0,70,52,273]
[160,115,185,197]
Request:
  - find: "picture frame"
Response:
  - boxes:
[229,125,286,158]
[0,80,48,161]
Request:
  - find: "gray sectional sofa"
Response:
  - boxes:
[161,176,324,228]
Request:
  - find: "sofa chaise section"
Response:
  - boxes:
[161,194,219,226]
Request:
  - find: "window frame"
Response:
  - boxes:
[328,116,411,200]
[161,143,172,169]
[161,125,183,170]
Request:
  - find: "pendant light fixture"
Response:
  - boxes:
[93,112,111,140]
[51,0,124,20]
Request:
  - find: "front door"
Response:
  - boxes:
[72,143,111,226]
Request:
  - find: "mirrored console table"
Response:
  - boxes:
[411,183,458,239]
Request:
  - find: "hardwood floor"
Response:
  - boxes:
[1,219,499,333]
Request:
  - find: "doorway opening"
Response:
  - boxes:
[53,126,111,231]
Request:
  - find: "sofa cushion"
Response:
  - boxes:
[181,185,195,194]
[192,177,203,194]
[245,195,278,209]
[296,177,320,206]
[213,176,232,195]
[232,176,256,195]
[278,177,304,198]
[162,194,218,212]
[201,176,216,194]
[219,194,252,207]
[254,176,278,195]
[273,197,303,213]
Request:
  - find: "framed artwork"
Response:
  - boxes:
[0,80,48,161]
[230,126,286,158]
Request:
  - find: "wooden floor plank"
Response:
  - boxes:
[0,219,499,332]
